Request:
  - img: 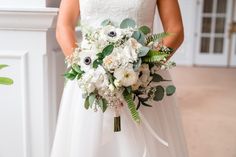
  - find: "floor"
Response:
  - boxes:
[170,66,236,157]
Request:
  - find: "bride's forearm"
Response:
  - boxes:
[156,0,184,59]
[163,27,184,60]
[56,26,78,57]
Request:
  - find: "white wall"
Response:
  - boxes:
[0,3,64,157]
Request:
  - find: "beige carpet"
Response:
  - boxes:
[170,66,236,157]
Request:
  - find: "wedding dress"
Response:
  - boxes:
[50,0,189,157]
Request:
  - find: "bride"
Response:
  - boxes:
[51,0,189,157]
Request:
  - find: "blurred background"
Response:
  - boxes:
[0,0,235,157]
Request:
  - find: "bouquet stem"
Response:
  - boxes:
[114,116,121,132]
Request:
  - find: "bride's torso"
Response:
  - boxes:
[79,0,157,29]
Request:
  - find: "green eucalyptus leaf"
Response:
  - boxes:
[153,86,165,101]
[72,64,83,74]
[166,85,176,96]
[138,46,150,57]
[0,77,14,85]
[137,32,146,45]
[120,18,136,28]
[139,26,151,35]
[102,99,108,112]
[101,19,113,26]
[89,93,96,106]
[84,96,90,110]
[132,31,141,40]
[0,64,9,70]
[152,74,169,82]
[64,72,77,80]
[93,59,103,68]
[102,44,114,57]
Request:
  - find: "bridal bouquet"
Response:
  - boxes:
[64,18,176,132]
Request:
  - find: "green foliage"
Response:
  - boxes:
[64,65,84,80]
[146,32,171,45]
[89,93,96,106]
[132,31,141,40]
[102,44,114,56]
[101,19,113,26]
[142,50,169,63]
[153,86,165,101]
[136,96,152,110]
[93,44,114,68]
[123,88,141,123]
[139,26,151,35]
[93,59,103,68]
[0,64,14,85]
[99,98,108,113]
[138,46,150,57]
[0,64,8,70]
[0,77,14,85]
[166,85,176,96]
[132,31,146,45]
[84,96,90,110]
[152,73,170,82]
[120,18,136,29]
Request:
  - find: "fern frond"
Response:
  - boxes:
[142,50,169,63]
[123,89,141,123]
[146,32,171,45]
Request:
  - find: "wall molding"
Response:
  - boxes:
[0,51,30,157]
[0,8,58,31]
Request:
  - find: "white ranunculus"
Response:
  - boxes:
[114,65,138,87]
[78,49,97,71]
[103,54,120,72]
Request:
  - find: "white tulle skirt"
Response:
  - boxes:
[50,70,189,157]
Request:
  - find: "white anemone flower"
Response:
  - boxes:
[99,25,123,42]
[114,65,138,87]
[78,49,97,71]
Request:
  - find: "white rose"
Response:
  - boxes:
[114,65,138,87]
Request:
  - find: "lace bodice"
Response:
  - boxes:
[79,0,157,29]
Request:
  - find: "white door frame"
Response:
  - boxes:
[194,0,233,66]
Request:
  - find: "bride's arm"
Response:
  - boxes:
[156,0,184,55]
[56,0,80,57]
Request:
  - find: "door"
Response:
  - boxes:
[194,0,233,66]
